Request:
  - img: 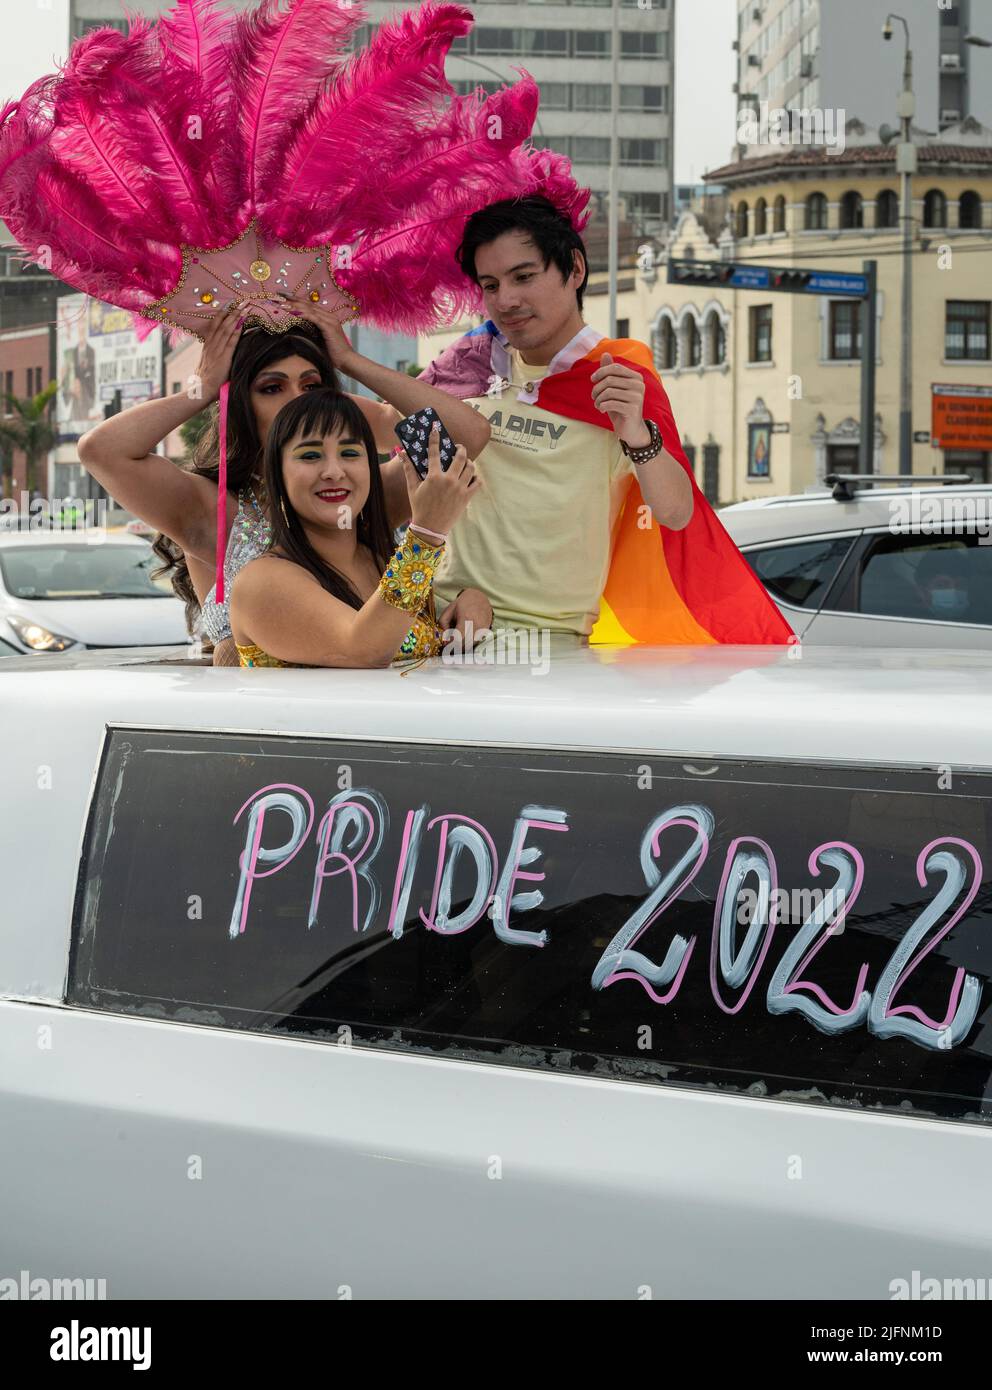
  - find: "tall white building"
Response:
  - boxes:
[367,0,675,238]
[69,0,676,240]
[735,0,992,140]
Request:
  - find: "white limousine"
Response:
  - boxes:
[1,641,990,1300]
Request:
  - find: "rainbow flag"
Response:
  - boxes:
[419,321,795,645]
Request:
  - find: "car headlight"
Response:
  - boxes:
[6,615,77,652]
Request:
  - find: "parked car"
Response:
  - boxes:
[0,641,989,1298]
[720,477,992,648]
[0,531,185,653]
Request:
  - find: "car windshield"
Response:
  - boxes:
[0,544,171,600]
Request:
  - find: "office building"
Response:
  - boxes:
[736,0,992,139]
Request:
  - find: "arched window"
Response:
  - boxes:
[840,191,864,229]
[704,309,727,366]
[960,190,982,230]
[735,201,749,238]
[754,197,768,236]
[923,189,948,228]
[682,314,702,368]
[876,189,899,229]
[773,195,787,233]
[655,315,677,371]
[805,192,827,230]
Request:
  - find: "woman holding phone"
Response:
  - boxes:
[229,387,483,668]
[77,298,492,665]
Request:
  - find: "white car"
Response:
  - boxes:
[0,531,186,653]
[0,642,989,1298]
[719,479,992,648]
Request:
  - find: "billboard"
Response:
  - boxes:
[56,294,162,443]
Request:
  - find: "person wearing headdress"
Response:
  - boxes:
[0,0,791,654]
[0,0,530,658]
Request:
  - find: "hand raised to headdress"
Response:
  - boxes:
[195,303,249,402]
[283,293,359,370]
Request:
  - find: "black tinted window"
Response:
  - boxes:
[859,533,992,625]
[70,730,992,1125]
[746,536,854,609]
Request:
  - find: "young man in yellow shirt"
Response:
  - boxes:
[409,195,694,643]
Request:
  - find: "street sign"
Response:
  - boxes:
[771,423,790,434]
[731,266,771,290]
[931,384,992,451]
[806,271,870,298]
[913,431,931,444]
[668,260,869,298]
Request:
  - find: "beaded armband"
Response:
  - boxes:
[378,529,445,613]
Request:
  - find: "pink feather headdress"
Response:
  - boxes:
[0,0,591,598]
[1,0,591,337]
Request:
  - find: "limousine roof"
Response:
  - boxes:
[7,642,992,768]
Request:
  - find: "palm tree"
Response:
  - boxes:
[0,381,58,497]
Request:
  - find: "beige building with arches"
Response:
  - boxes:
[637,118,992,503]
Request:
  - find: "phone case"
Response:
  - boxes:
[394,407,456,479]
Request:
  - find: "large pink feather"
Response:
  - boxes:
[338,79,540,239]
[51,73,170,226]
[157,0,232,89]
[228,0,365,209]
[260,1,471,243]
[157,0,246,231]
[50,16,218,246]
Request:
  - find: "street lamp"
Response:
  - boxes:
[884,13,915,476]
[963,34,992,48]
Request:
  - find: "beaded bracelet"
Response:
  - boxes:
[378,529,445,613]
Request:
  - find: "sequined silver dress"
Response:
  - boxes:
[198,487,272,644]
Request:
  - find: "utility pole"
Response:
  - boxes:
[859,261,878,476]
[885,14,916,475]
[608,0,619,337]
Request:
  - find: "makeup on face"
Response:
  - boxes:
[283,431,370,526]
[252,357,325,442]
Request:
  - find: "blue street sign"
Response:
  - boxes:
[807,272,869,298]
[731,266,771,290]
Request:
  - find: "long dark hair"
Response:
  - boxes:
[263,388,394,610]
[151,322,341,631]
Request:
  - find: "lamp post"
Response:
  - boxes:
[883,14,915,476]
[608,0,620,337]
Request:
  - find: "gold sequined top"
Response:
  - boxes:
[236,532,447,668]
[236,605,443,668]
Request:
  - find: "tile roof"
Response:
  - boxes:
[706,144,992,183]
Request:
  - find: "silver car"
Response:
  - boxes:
[720,480,992,649]
[0,531,186,653]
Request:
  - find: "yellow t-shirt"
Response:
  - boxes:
[435,349,635,636]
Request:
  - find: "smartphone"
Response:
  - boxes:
[394,406,456,480]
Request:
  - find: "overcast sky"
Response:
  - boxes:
[675,0,738,183]
[1,0,739,186]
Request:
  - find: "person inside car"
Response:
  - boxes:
[229,388,485,669]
